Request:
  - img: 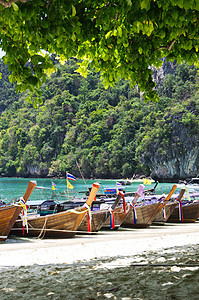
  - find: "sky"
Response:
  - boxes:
[0,49,5,58]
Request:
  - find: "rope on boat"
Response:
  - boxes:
[36,206,91,238]
[14,205,93,238]
[76,160,89,191]
[37,217,48,239]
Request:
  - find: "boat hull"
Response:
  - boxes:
[78,209,108,233]
[0,180,36,241]
[0,205,22,241]
[102,203,131,230]
[11,207,88,238]
[167,201,199,223]
[153,202,178,225]
[122,202,163,228]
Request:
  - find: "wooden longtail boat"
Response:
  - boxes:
[101,203,131,230]
[167,198,199,223]
[152,188,186,225]
[11,182,100,238]
[152,202,178,225]
[78,191,124,233]
[100,192,131,230]
[0,181,36,241]
[122,184,177,228]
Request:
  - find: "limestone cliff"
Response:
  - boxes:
[139,111,199,181]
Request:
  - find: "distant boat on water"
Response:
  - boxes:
[177,177,199,192]
[130,177,155,184]
[117,179,132,186]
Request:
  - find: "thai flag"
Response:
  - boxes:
[67,172,76,181]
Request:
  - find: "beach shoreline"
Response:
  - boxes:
[1,222,199,268]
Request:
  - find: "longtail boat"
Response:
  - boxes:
[152,202,178,225]
[152,188,186,225]
[0,181,36,241]
[101,193,131,230]
[11,182,100,238]
[78,191,124,233]
[101,203,131,230]
[167,191,199,223]
[122,184,177,228]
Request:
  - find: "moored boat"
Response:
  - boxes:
[177,177,199,192]
[122,202,163,228]
[10,182,100,238]
[118,179,131,186]
[152,188,186,225]
[122,184,177,228]
[101,202,131,230]
[78,191,124,233]
[152,202,178,225]
[167,193,199,223]
[0,181,36,241]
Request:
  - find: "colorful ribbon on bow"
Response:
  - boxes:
[83,203,92,233]
[162,203,167,219]
[109,208,115,229]
[130,203,137,224]
[137,184,145,200]
[184,187,190,201]
[121,194,126,213]
[176,198,183,222]
[14,197,28,234]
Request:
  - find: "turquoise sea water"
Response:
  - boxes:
[0,177,178,203]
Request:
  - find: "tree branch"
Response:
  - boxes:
[168,39,176,52]
[0,0,29,8]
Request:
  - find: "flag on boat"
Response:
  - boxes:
[143,178,151,185]
[67,172,76,181]
[67,179,74,190]
[52,182,56,190]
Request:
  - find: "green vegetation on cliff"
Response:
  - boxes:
[0,58,198,179]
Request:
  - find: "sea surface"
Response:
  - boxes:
[0,244,199,299]
[0,177,179,203]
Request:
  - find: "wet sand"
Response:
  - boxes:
[1,222,199,268]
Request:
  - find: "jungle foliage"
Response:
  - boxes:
[0,58,198,178]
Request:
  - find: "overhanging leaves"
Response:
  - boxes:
[0,0,198,102]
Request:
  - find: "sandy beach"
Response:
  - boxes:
[1,222,199,268]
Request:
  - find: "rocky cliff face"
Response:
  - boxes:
[151,57,177,86]
[139,113,199,181]
[139,59,199,181]
[149,146,199,181]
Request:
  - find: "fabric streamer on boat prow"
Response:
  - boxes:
[137,184,145,197]
[131,184,145,205]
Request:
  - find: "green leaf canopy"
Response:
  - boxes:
[0,0,199,102]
